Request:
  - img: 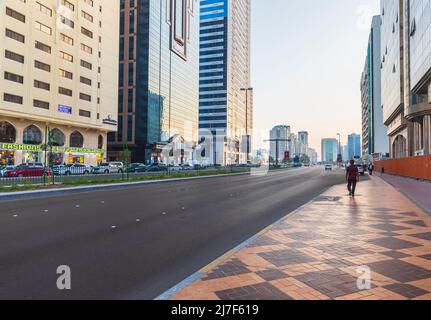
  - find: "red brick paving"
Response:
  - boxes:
[171,177,431,300]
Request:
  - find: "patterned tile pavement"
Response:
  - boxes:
[170,177,431,300]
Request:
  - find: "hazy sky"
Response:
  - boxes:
[251,0,380,154]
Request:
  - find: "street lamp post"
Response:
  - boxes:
[240,87,253,164]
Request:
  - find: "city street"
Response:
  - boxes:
[0,167,346,299]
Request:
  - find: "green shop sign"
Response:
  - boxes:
[0,143,104,154]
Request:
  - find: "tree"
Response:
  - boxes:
[300,154,310,164]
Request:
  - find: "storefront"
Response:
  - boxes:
[0,143,105,166]
[0,150,15,165]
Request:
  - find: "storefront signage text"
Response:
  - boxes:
[0,143,104,154]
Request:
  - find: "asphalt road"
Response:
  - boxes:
[0,166,346,299]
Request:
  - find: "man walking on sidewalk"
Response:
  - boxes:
[346,160,359,197]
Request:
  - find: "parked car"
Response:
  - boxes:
[325,164,333,171]
[127,163,146,173]
[145,165,169,173]
[53,164,93,176]
[168,165,182,172]
[93,162,124,174]
[4,164,51,178]
[0,165,15,177]
[180,164,193,171]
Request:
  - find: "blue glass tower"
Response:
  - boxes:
[348,134,361,160]
[199,0,252,165]
[109,0,200,164]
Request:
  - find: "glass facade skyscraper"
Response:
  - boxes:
[199,0,252,165]
[348,134,362,160]
[321,139,338,163]
[109,0,200,164]
[361,15,389,158]
[405,0,431,155]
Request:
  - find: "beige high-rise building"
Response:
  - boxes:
[0,0,119,166]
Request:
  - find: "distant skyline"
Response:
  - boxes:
[251,0,380,155]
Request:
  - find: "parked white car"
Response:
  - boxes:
[93,162,124,174]
[53,164,93,176]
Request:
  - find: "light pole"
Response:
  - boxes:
[240,87,253,164]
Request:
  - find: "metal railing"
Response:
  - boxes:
[0,166,254,188]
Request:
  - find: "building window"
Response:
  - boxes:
[61,0,75,11]
[33,99,50,110]
[80,43,92,54]
[70,131,84,148]
[36,2,53,16]
[23,125,43,145]
[5,29,25,43]
[0,121,16,143]
[35,21,52,35]
[35,60,51,72]
[59,87,73,96]
[79,93,91,102]
[81,10,93,22]
[79,109,91,118]
[80,76,92,86]
[81,27,93,38]
[4,71,24,84]
[4,93,23,104]
[84,0,94,7]
[6,7,26,23]
[60,16,75,28]
[59,69,73,80]
[35,41,51,53]
[50,128,65,146]
[60,33,74,45]
[5,50,24,63]
[80,60,92,70]
[34,79,50,91]
[60,51,73,62]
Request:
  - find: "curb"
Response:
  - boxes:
[0,171,251,202]
[154,186,337,301]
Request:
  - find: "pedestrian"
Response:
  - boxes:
[346,160,359,197]
[368,164,374,176]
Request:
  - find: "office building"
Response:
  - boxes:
[348,134,361,159]
[361,15,389,158]
[380,0,412,158]
[198,0,252,165]
[321,138,338,163]
[298,131,309,155]
[404,0,431,156]
[269,125,290,163]
[108,0,200,165]
[0,0,119,166]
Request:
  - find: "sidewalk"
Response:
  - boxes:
[379,173,431,215]
[168,177,431,300]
